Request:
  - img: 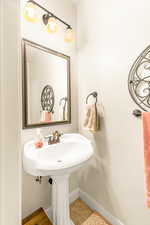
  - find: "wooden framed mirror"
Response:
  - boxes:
[22,39,71,129]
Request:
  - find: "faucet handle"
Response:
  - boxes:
[54,131,63,137]
[54,131,63,143]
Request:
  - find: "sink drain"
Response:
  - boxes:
[57,160,62,163]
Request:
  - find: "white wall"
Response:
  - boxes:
[21,0,78,218]
[77,0,150,224]
[0,1,3,223]
[0,0,22,225]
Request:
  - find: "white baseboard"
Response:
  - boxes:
[45,188,124,225]
[70,188,80,203]
[79,189,124,225]
[45,206,53,220]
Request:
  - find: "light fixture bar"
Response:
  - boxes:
[29,0,72,28]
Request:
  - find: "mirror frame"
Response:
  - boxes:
[22,39,71,129]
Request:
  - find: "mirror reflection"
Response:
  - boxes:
[22,40,71,128]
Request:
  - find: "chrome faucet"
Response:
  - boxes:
[47,131,63,145]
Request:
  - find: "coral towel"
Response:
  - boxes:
[142,112,150,208]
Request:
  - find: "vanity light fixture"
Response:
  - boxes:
[43,14,58,34]
[23,1,38,23]
[24,0,74,42]
[64,27,74,43]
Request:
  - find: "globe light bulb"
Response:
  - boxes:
[23,2,38,23]
[64,27,74,43]
[47,17,58,34]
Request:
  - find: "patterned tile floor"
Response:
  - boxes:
[70,199,111,225]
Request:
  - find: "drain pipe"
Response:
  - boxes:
[35,176,42,184]
[35,176,53,184]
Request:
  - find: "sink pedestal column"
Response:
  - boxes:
[51,175,74,225]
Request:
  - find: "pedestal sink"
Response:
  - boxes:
[23,133,93,225]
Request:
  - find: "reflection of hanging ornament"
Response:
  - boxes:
[41,85,54,112]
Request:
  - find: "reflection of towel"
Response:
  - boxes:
[84,104,99,133]
[59,102,68,121]
[142,112,150,208]
[40,110,51,122]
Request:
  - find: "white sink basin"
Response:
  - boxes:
[23,133,93,176]
[23,133,93,225]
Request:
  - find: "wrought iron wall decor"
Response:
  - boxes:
[128,45,150,117]
[41,85,54,113]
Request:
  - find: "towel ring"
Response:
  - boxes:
[86,92,98,104]
[59,97,68,106]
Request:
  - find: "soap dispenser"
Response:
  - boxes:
[34,128,44,149]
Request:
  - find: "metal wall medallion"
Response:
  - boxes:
[41,85,54,112]
[128,45,150,111]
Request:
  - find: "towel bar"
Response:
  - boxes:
[133,109,142,117]
[59,97,68,105]
[86,92,98,104]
